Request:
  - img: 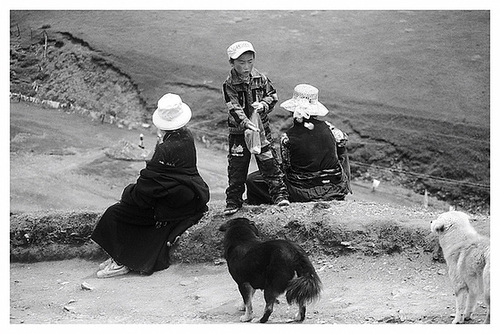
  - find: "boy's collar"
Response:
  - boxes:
[230,68,261,84]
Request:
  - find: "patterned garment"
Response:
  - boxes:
[280,118,351,193]
[222,67,287,206]
[226,134,287,206]
[222,68,278,137]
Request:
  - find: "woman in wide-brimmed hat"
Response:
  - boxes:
[91,93,210,278]
[246,84,352,203]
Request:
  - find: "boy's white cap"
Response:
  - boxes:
[227,41,256,60]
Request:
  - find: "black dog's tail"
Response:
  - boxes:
[285,254,322,306]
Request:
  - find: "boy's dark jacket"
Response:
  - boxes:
[222,68,278,135]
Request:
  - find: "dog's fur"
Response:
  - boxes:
[430,211,490,324]
[219,217,322,323]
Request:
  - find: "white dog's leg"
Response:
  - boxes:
[452,288,468,324]
[483,261,490,324]
[463,290,477,321]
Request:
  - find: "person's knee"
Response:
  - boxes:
[255,149,274,162]
[247,171,261,183]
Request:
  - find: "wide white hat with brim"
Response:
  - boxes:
[280,84,329,117]
[152,93,192,130]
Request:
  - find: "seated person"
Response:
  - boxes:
[246,84,351,204]
[91,93,210,278]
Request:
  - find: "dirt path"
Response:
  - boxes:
[12,253,490,325]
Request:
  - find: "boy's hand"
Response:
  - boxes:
[252,102,265,113]
[245,120,260,132]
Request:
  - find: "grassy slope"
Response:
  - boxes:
[10,10,489,122]
[10,10,490,211]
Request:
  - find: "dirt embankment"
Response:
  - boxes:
[9,199,491,265]
[10,28,148,125]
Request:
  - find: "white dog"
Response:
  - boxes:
[430,211,490,324]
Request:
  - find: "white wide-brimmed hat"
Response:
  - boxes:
[280,84,329,117]
[227,41,256,60]
[152,93,192,130]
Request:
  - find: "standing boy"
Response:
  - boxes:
[222,41,289,215]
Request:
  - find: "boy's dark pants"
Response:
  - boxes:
[226,134,287,207]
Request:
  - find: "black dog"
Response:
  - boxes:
[219,217,322,323]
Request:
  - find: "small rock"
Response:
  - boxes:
[213,258,226,265]
[81,282,94,290]
[63,305,75,312]
[312,202,330,210]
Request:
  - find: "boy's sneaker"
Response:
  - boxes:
[223,204,240,215]
[96,260,130,278]
[276,198,290,206]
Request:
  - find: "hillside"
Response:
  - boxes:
[9,10,490,212]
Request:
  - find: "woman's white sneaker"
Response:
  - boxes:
[97,260,130,278]
[98,258,113,270]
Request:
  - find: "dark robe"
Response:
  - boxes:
[91,127,210,275]
[246,118,350,203]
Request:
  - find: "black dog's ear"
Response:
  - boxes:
[219,221,228,232]
[219,218,238,232]
[248,221,259,236]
